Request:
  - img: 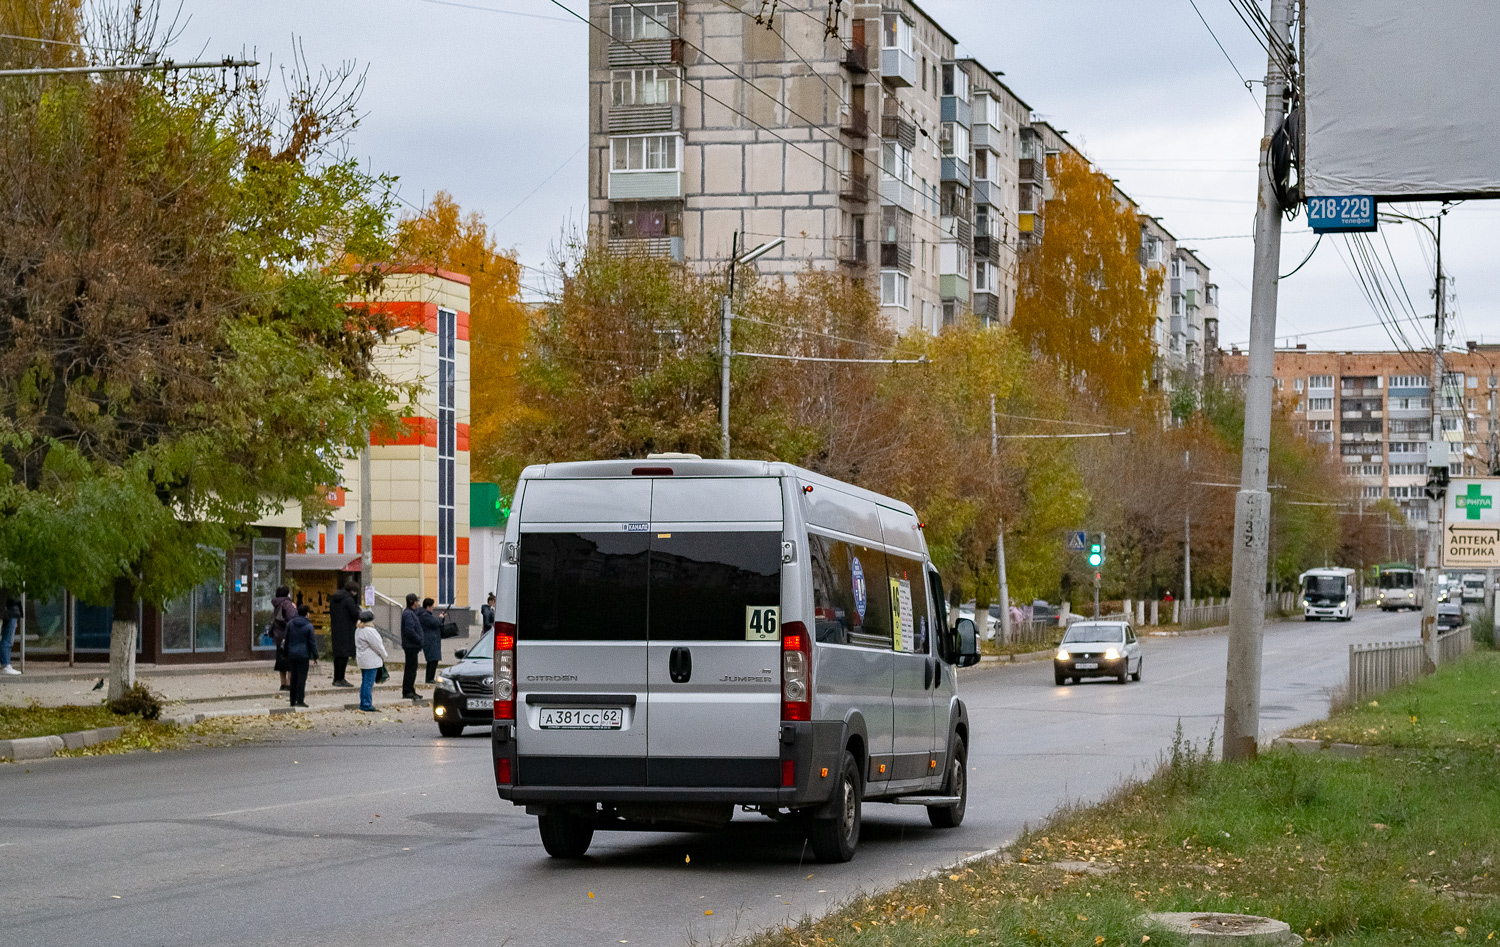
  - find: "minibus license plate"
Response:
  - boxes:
[467,698,494,711]
[1074,662,1098,670]
[539,708,624,730]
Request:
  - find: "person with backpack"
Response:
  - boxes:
[269,587,298,691]
[283,603,319,708]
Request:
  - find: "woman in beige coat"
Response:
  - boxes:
[354,610,388,712]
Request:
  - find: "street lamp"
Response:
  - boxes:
[720,236,785,458]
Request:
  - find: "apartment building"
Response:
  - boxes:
[585,0,1209,391]
[1218,344,1500,526]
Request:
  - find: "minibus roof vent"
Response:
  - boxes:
[645,452,702,460]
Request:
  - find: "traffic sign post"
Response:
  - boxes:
[1443,478,1500,568]
[1066,530,1086,552]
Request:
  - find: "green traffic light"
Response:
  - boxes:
[1088,552,1102,567]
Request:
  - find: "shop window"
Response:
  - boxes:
[252,538,283,650]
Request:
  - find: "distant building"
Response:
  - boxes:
[1217,344,1500,527]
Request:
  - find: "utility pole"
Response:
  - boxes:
[996,518,1011,644]
[990,393,998,456]
[1222,0,1293,763]
[1420,212,1448,670]
[360,443,374,606]
[720,235,783,460]
[1183,450,1193,605]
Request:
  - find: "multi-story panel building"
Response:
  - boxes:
[584,0,1202,387]
[1218,344,1500,527]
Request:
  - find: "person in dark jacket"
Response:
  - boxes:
[283,604,319,708]
[270,588,298,691]
[480,593,496,632]
[400,593,423,699]
[328,579,361,688]
[419,598,443,684]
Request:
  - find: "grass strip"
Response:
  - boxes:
[745,660,1500,947]
[1284,651,1500,751]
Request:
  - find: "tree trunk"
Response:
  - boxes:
[107,618,137,702]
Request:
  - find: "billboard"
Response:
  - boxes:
[1441,478,1500,568]
[1302,0,1500,200]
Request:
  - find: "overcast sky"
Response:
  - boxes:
[174,0,1499,354]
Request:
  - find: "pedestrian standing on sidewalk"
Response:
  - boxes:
[283,604,319,708]
[328,579,361,688]
[1,591,22,675]
[270,587,298,692]
[354,609,387,712]
[400,593,423,699]
[419,597,443,684]
[480,592,496,632]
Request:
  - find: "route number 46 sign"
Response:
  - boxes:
[1442,478,1500,567]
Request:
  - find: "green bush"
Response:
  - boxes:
[109,682,163,720]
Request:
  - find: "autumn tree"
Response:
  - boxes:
[1013,151,1164,410]
[394,192,528,481]
[0,2,404,696]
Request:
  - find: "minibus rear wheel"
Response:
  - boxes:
[927,736,967,828]
[538,808,595,859]
[807,751,862,863]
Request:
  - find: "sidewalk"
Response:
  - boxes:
[0,661,441,717]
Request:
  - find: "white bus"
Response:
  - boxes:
[1300,567,1356,621]
[1376,567,1418,611]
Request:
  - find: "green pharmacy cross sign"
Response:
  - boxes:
[1455,482,1494,520]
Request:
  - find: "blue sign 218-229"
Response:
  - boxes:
[1306,195,1376,233]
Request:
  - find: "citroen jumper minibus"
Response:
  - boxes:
[489,458,981,863]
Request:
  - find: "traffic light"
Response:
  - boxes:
[1087,532,1105,568]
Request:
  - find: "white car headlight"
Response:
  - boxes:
[1104,648,1121,660]
[1056,649,1070,661]
[435,674,457,692]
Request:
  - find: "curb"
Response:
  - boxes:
[1150,624,1229,638]
[1,724,126,761]
[1271,737,1399,758]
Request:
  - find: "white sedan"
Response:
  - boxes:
[1053,621,1142,685]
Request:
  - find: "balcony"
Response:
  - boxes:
[837,237,868,268]
[881,240,913,270]
[608,236,684,261]
[942,215,972,246]
[879,176,914,210]
[840,172,871,202]
[881,114,916,149]
[880,47,916,87]
[607,104,681,134]
[842,43,868,73]
[973,179,997,207]
[939,273,970,301]
[973,291,1000,321]
[940,95,971,128]
[1018,157,1044,184]
[974,233,1001,262]
[608,38,681,69]
[609,170,681,200]
[840,107,868,138]
[941,156,971,187]
[971,123,998,150]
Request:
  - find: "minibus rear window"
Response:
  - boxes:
[518,533,649,641]
[650,532,782,641]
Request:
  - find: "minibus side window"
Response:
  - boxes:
[885,554,930,654]
[808,533,891,649]
[517,532,649,641]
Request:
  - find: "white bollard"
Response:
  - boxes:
[1150,599,1159,626]
[1171,599,1180,624]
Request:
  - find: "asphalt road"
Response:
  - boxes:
[0,607,1419,947]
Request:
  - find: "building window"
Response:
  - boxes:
[975,261,997,293]
[1389,486,1412,499]
[940,63,970,100]
[1308,397,1333,411]
[162,566,226,654]
[1389,374,1427,389]
[881,140,912,185]
[880,269,910,309]
[610,134,680,172]
[1361,486,1383,499]
[437,306,457,606]
[609,201,681,239]
[1294,378,1303,392]
[611,67,680,107]
[1308,374,1333,389]
[882,13,912,53]
[972,148,989,182]
[610,2,678,42]
[1310,420,1332,432]
[251,537,282,651]
[940,122,970,158]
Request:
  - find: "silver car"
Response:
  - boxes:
[1053,621,1142,685]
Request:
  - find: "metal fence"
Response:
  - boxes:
[1007,618,1062,647]
[1348,625,1474,704]
[1180,601,1230,630]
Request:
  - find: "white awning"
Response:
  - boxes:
[285,553,360,572]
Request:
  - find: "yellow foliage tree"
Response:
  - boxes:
[394,192,528,481]
[1012,151,1163,409]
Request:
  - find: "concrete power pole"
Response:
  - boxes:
[996,519,1011,644]
[1183,450,1193,605]
[360,444,374,604]
[1222,0,1294,763]
[1420,214,1447,669]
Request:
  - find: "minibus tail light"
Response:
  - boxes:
[494,621,516,721]
[781,620,811,721]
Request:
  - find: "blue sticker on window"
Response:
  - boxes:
[851,556,867,619]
